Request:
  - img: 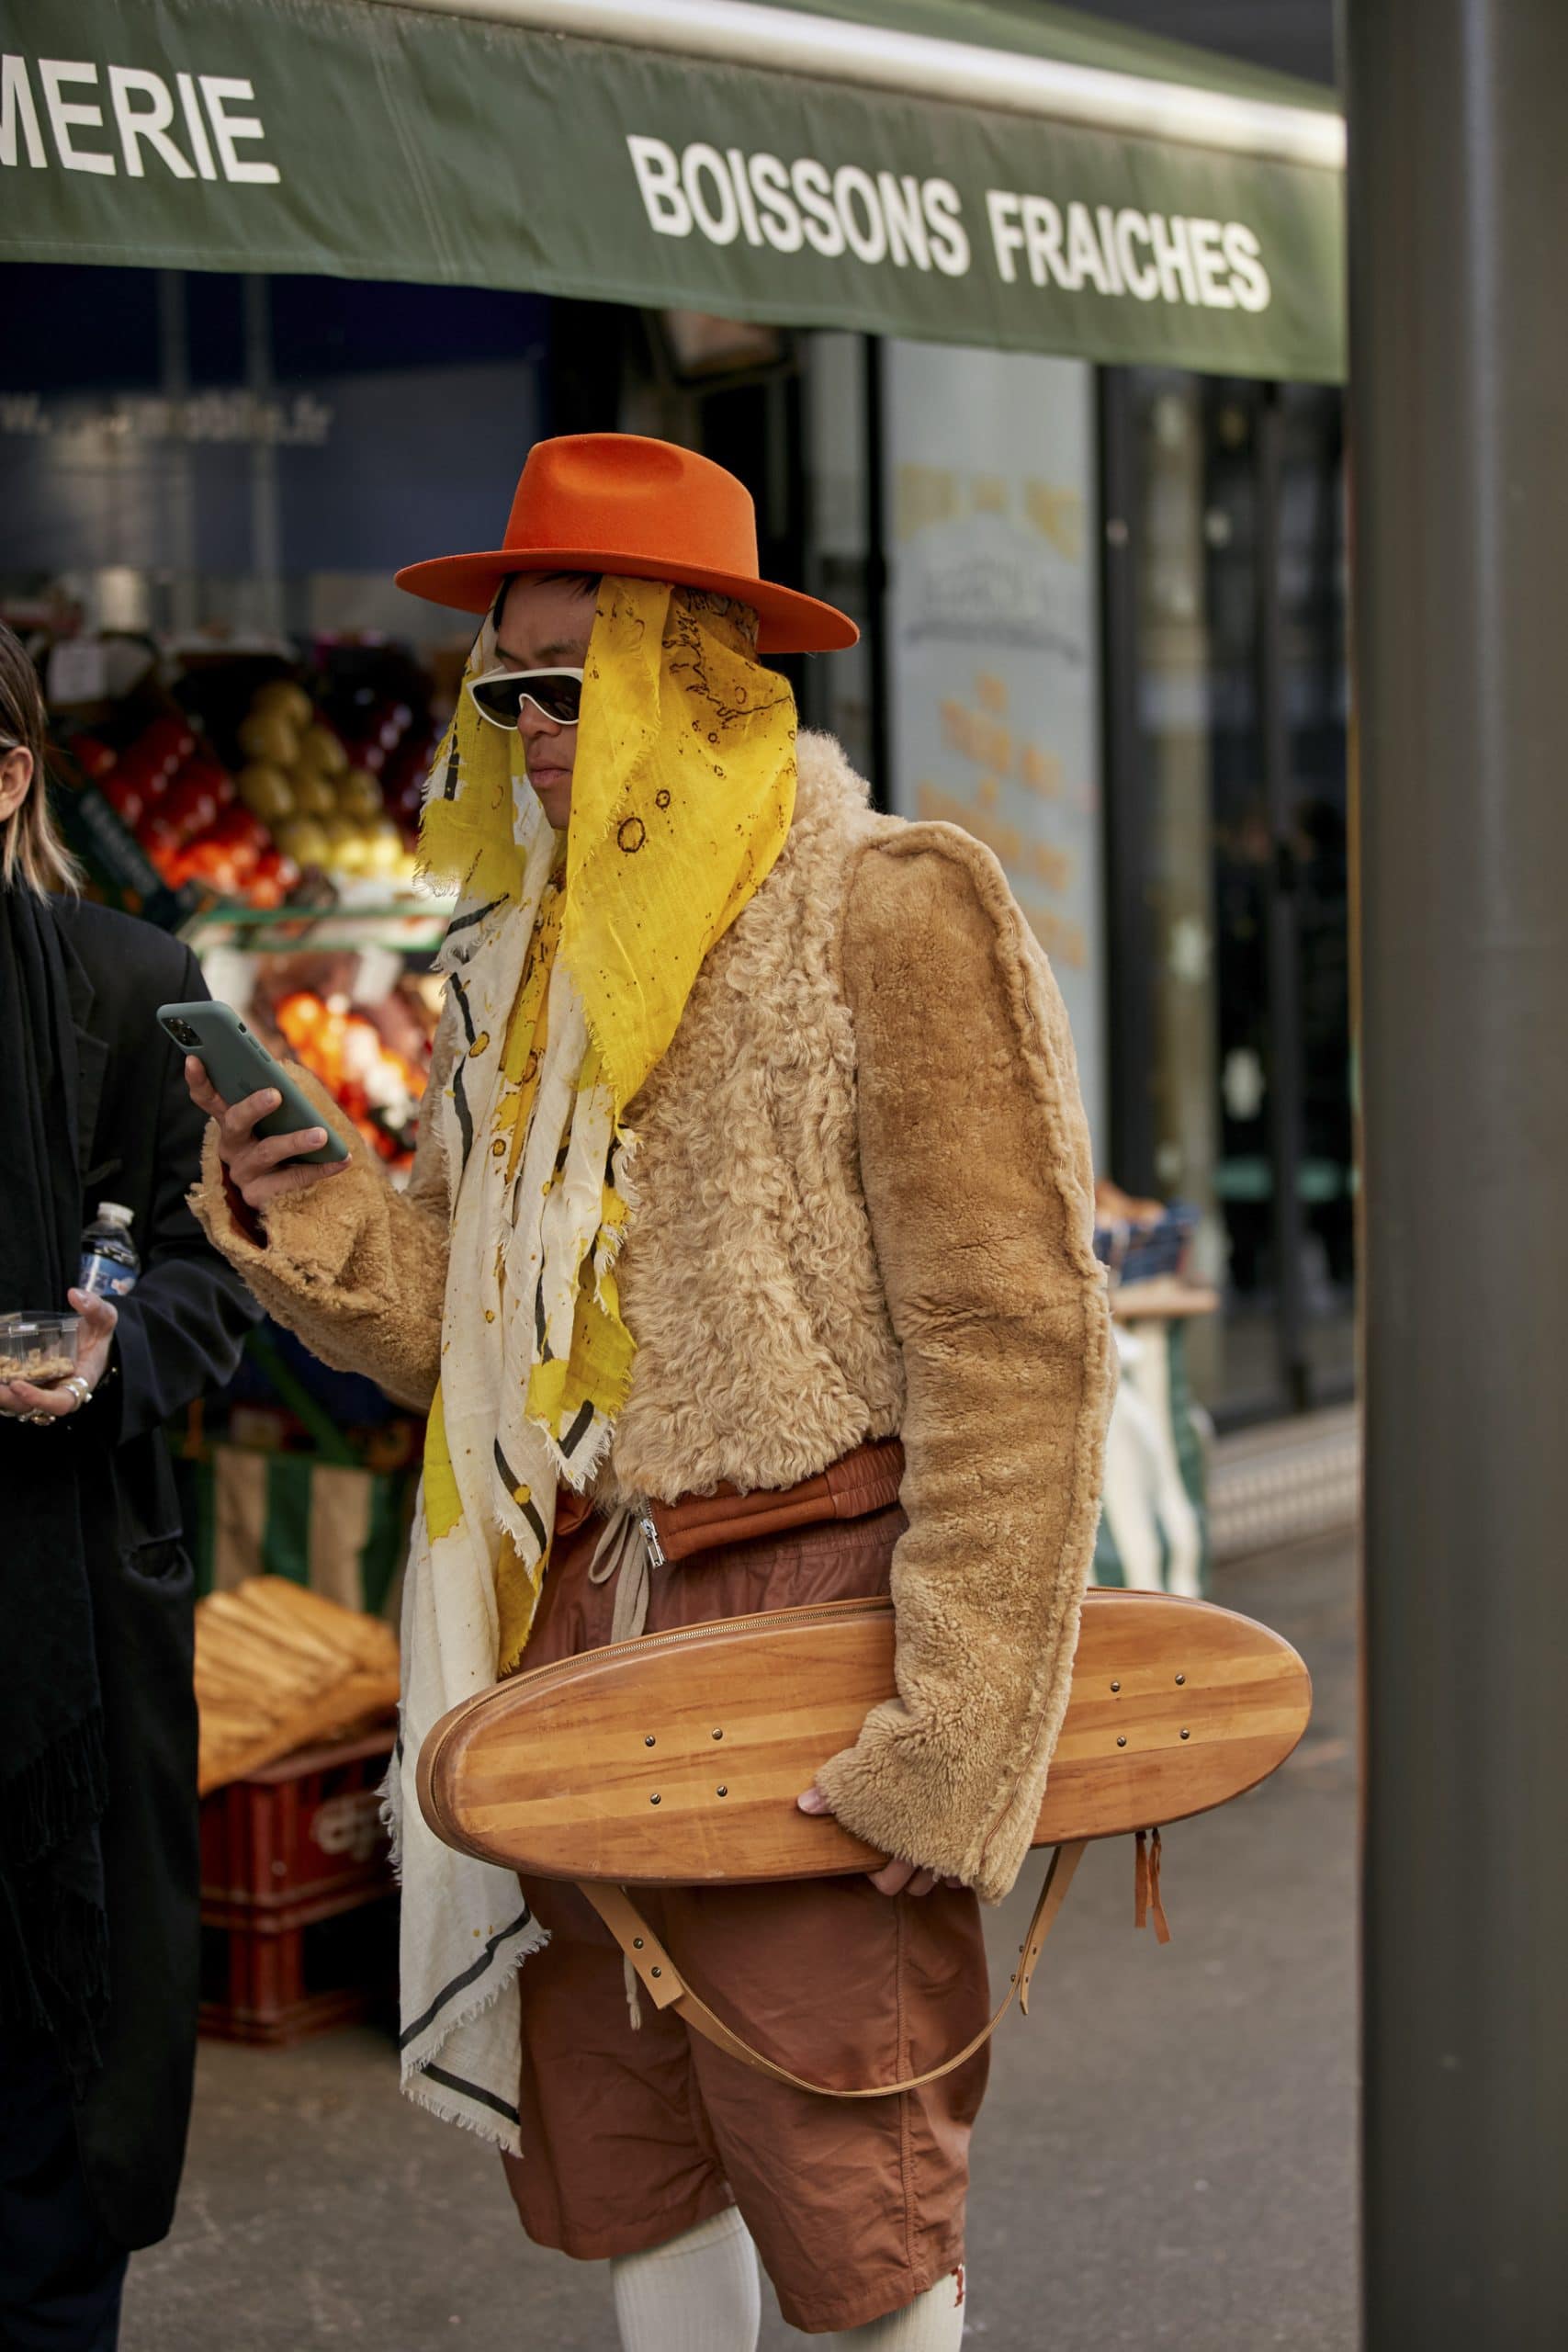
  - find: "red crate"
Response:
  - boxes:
[199,1728,396,1916]
[199,1892,398,2047]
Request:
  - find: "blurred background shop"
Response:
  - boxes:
[3,0,1350,2038]
[1,308,1348,1437]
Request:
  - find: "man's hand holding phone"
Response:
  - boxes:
[185,1058,353,1210]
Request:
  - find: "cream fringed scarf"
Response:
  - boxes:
[388,578,795,2148]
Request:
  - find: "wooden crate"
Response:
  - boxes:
[198,1728,399,2047]
[200,1729,395,1915]
[198,1890,398,2047]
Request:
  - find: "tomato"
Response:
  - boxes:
[72,735,118,782]
[102,775,146,831]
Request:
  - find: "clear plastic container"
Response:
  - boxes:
[0,1313,81,1387]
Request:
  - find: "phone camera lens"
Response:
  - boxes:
[170,1018,199,1047]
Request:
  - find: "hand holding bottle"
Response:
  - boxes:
[79,1201,141,1298]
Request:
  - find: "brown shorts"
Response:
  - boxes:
[500,1503,991,2336]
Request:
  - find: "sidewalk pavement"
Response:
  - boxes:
[124,1534,1357,2350]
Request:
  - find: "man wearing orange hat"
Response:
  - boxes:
[188,435,1113,2346]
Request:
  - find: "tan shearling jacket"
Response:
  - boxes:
[190,732,1115,1903]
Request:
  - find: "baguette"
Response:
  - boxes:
[195,1575,400,1793]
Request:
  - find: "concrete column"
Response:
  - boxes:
[1349,3,1568,2343]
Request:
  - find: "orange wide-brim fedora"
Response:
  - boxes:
[395,432,858,656]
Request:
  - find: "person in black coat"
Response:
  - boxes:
[0,622,258,2350]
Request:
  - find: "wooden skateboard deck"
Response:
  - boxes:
[418,1588,1312,1885]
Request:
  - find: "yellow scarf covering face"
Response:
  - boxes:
[567,580,797,1106]
[417,577,795,1671]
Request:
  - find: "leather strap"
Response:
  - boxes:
[579,1838,1087,2100]
[1134,1826,1171,1944]
[647,1436,907,1566]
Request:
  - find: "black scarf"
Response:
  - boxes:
[0,884,108,2083]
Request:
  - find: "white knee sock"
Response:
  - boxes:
[831,2264,968,2348]
[611,2206,761,2352]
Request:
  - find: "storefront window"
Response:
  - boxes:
[1279,383,1353,1400]
[4,264,1351,1430]
[1124,368,1351,1421]
[800,332,877,783]
[0,264,563,1190]
[1,265,551,647]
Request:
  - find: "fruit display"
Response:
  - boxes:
[378,717,447,840]
[39,630,454,1178]
[51,637,450,913]
[311,645,450,848]
[232,676,420,888]
[272,989,428,1164]
[71,711,299,907]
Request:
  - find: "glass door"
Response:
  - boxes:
[1102,367,1353,1426]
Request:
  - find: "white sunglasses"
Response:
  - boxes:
[468,665,585,730]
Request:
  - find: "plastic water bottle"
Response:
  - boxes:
[79,1202,140,1299]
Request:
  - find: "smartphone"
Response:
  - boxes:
[157,1001,350,1167]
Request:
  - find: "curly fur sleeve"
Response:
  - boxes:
[813,827,1115,1903]
[186,1037,452,1413]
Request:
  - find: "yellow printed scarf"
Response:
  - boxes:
[567,579,797,1106]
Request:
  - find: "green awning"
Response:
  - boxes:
[1,0,1345,379]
